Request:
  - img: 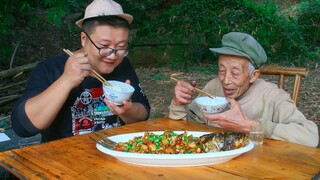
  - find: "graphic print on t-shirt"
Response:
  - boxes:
[71,87,122,135]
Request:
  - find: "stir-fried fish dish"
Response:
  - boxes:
[113,130,249,154]
[200,131,249,152]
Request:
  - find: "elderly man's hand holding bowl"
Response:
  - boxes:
[195,96,228,114]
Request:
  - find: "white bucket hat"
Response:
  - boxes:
[75,0,133,28]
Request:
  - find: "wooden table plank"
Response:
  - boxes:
[0,118,319,180]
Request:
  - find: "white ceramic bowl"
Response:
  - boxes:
[103,80,135,105]
[195,96,228,114]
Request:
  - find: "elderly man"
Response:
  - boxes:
[169,32,318,147]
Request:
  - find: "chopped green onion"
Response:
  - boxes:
[148,135,155,141]
[136,139,143,144]
[170,131,177,136]
[125,143,134,149]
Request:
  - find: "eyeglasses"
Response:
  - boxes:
[84,32,130,57]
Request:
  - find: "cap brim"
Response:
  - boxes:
[209,47,251,60]
[209,47,259,68]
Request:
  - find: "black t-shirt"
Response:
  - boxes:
[11,54,150,142]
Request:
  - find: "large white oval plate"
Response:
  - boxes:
[96,131,254,167]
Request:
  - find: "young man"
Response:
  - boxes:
[11,0,150,142]
[169,32,318,147]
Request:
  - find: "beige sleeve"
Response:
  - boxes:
[168,100,188,120]
[246,79,319,147]
[269,101,319,147]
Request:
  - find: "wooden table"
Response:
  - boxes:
[0,118,319,180]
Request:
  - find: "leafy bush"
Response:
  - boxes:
[1,0,319,69]
[0,0,86,68]
[135,0,318,67]
[297,0,320,47]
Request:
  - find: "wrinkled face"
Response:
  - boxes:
[81,25,129,74]
[218,55,253,99]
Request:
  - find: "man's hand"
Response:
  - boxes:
[203,98,256,133]
[103,79,132,115]
[104,99,132,116]
[103,79,148,124]
[62,52,92,88]
[172,80,197,106]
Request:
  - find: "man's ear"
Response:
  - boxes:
[80,32,86,47]
[249,69,261,83]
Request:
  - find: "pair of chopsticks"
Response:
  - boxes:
[170,75,215,99]
[63,49,112,86]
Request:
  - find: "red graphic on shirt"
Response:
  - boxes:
[74,117,95,135]
[92,88,103,98]
[76,101,85,109]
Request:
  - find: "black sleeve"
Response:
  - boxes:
[11,101,39,137]
[11,55,66,137]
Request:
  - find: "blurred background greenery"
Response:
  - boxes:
[0,0,319,70]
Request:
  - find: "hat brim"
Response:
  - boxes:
[209,47,251,60]
[209,47,258,68]
[75,13,133,28]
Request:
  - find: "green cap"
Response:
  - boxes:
[209,32,267,68]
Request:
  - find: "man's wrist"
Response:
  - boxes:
[172,98,182,106]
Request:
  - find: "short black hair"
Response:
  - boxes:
[82,15,130,34]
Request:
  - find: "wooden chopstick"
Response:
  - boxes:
[170,76,215,99]
[63,49,112,86]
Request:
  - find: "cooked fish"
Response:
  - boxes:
[200,132,249,152]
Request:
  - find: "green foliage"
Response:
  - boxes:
[151,70,165,81]
[119,0,161,24]
[135,0,319,67]
[1,0,319,69]
[297,0,320,47]
[0,0,86,68]
[46,7,66,27]
[0,14,14,35]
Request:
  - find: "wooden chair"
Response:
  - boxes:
[260,66,308,105]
